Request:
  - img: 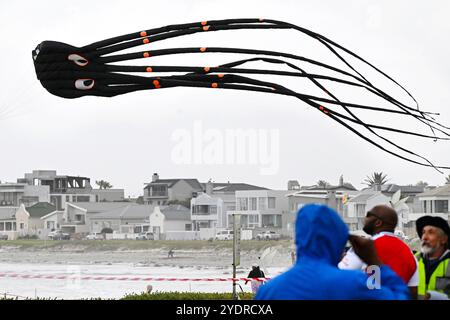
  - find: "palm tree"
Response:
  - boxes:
[363,172,389,187]
[415,181,429,188]
[95,180,113,189]
[445,174,450,185]
[316,180,330,189]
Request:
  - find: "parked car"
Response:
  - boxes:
[85,233,104,240]
[256,230,281,240]
[215,230,234,241]
[0,234,8,240]
[136,232,154,240]
[48,230,70,240]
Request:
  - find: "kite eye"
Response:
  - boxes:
[32,48,40,61]
[75,79,95,90]
[68,53,89,66]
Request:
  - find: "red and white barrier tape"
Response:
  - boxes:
[0,273,269,282]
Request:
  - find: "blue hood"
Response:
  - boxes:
[296,204,349,266]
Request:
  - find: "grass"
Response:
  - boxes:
[0,239,292,251]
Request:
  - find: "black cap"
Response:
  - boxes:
[416,216,450,247]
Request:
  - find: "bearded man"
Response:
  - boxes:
[415,216,450,300]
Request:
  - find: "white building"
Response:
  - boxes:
[227,190,291,229]
[190,192,224,230]
[149,205,192,239]
[0,182,49,207]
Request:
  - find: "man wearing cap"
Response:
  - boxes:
[415,216,450,299]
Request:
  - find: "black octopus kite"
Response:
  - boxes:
[32,18,450,171]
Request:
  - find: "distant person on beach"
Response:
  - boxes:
[339,205,418,299]
[255,204,410,300]
[168,249,174,258]
[245,264,265,295]
[414,216,449,300]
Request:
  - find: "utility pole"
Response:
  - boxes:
[232,213,241,300]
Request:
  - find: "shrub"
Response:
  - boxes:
[101,228,113,234]
[121,291,254,300]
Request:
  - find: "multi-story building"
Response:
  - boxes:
[228,189,291,230]
[143,173,203,205]
[14,170,124,210]
[190,192,224,230]
[0,182,49,207]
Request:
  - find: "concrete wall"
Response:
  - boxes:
[24,185,50,203]
[165,219,190,232]
[15,205,30,236]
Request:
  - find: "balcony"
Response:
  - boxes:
[191,213,218,221]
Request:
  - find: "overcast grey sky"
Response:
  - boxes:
[0,0,449,197]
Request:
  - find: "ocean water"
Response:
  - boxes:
[0,262,287,299]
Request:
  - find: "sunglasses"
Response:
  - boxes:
[366,211,388,223]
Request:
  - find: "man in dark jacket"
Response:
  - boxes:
[255,204,410,300]
[246,264,266,295]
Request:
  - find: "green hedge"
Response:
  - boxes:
[121,291,254,300]
[0,292,254,300]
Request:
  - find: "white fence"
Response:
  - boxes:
[165,231,201,240]
[105,233,138,240]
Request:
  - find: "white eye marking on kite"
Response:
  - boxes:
[75,79,95,90]
[68,54,89,66]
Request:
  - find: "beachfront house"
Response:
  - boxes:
[149,205,192,240]
[190,192,224,230]
[0,181,50,207]
[225,189,291,240]
[58,202,136,237]
[15,170,125,210]
[14,202,57,239]
[88,204,154,235]
[0,207,17,240]
[143,173,203,206]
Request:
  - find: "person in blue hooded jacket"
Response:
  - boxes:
[255,204,410,300]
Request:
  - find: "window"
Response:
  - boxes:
[435,200,449,213]
[0,223,3,231]
[66,196,70,202]
[209,206,217,214]
[185,224,192,231]
[237,198,248,211]
[20,223,24,230]
[76,196,90,202]
[268,197,276,209]
[250,198,257,210]
[258,197,267,210]
[5,222,11,231]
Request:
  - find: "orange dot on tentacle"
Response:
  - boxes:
[218,74,224,78]
[143,38,150,44]
[203,26,210,31]
[204,67,210,72]
[200,47,207,52]
[319,106,325,111]
[153,80,161,88]
[143,52,150,58]
[140,31,147,37]
[201,21,207,26]
[211,83,218,88]
[146,67,153,72]
[259,18,264,22]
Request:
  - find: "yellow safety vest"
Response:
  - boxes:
[416,252,450,299]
